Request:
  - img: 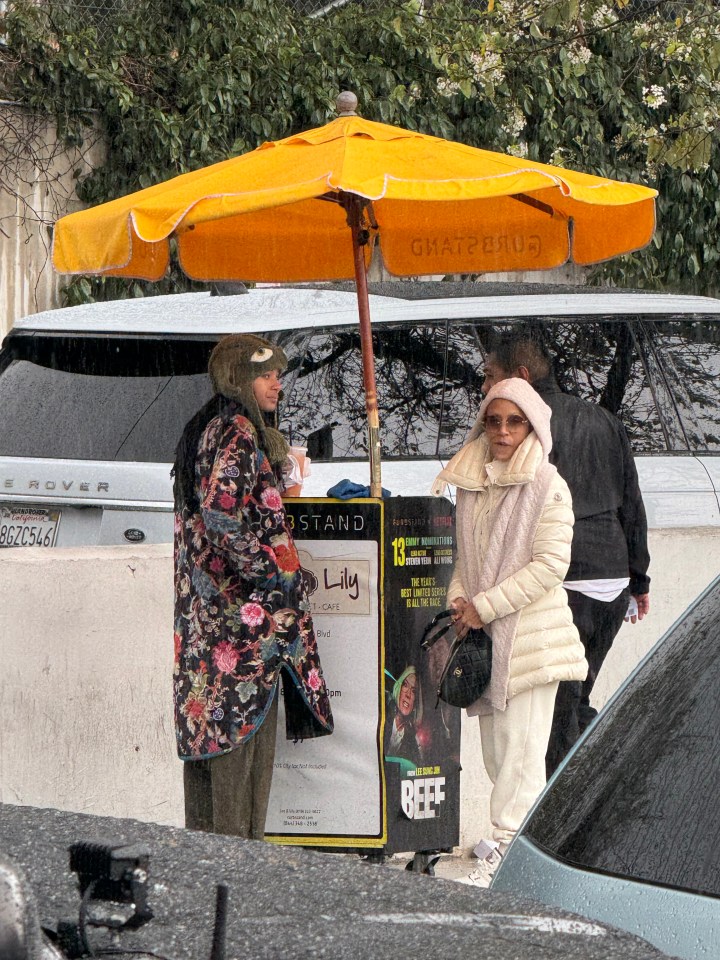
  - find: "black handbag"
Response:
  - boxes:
[420,609,493,708]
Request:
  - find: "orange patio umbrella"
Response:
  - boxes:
[52,91,658,495]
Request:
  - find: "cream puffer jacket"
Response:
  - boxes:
[447,447,588,706]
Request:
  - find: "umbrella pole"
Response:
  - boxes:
[346,195,383,498]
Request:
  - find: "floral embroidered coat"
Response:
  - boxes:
[174,409,333,760]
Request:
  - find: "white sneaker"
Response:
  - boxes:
[456,848,503,887]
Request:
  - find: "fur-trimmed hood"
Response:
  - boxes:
[432,380,553,497]
[471,378,553,456]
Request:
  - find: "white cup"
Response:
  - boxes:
[283,446,309,498]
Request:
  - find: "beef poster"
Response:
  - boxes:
[382,496,459,855]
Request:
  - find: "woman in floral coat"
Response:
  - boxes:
[173,333,333,839]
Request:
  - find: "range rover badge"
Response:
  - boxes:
[124,528,146,543]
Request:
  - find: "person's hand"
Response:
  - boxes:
[450,597,468,623]
[626,593,650,623]
[451,600,484,637]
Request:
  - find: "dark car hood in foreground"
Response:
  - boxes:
[0,804,679,960]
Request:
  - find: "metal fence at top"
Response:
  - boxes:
[19,0,693,47]
[285,0,711,18]
[25,0,491,42]
[257,0,701,18]
[13,0,140,42]
[28,0,388,28]
[20,0,701,21]
[23,0,392,45]
[288,0,358,14]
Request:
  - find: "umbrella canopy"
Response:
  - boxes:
[52,93,658,495]
[53,110,656,283]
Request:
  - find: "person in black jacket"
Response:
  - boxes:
[483,335,650,776]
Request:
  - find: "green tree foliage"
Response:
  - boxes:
[1,0,718,300]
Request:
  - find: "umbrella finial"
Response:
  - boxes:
[336,91,358,116]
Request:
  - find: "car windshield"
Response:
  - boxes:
[523,577,720,899]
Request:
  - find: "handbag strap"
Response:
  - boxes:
[420,609,454,650]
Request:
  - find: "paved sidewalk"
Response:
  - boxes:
[384,851,485,886]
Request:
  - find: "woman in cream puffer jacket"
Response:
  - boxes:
[432,378,587,875]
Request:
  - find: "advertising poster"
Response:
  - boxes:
[266,496,459,855]
[382,496,459,855]
[265,499,385,846]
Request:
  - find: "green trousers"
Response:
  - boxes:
[183,692,279,840]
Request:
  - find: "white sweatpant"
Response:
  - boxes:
[479,681,559,847]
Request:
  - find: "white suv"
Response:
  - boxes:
[1,281,719,548]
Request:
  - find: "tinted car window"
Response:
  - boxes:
[524,580,720,898]
[282,324,447,458]
[438,317,714,456]
[0,336,216,462]
[645,319,720,450]
[0,359,213,462]
[0,326,449,463]
[3,313,720,463]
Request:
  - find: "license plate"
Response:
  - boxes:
[0,505,61,548]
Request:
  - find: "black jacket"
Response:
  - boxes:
[532,377,650,595]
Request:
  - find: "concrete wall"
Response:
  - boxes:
[1,529,719,851]
[0,544,182,822]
